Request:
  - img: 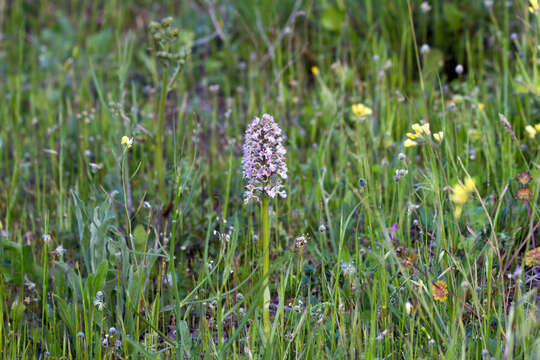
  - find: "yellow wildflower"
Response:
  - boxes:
[351,103,373,117]
[433,131,443,143]
[432,280,448,302]
[311,66,319,75]
[405,122,441,147]
[525,125,537,139]
[404,139,417,148]
[121,136,133,148]
[464,177,475,192]
[525,247,540,266]
[411,123,423,134]
[450,177,475,218]
[535,123,540,132]
[530,0,539,13]
[478,103,485,111]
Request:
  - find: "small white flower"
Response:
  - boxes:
[455,64,464,74]
[94,291,105,311]
[375,329,389,341]
[420,2,431,13]
[89,163,103,173]
[420,44,430,55]
[52,245,66,257]
[341,262,357,276]
[94,299,105,311]
[42,233,52,243]
[24,275,36,291]
[405,301,413,315]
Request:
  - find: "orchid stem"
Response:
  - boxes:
[261,195,271,341]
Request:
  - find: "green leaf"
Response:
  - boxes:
[321,6,345,32]
[443,4,462,33]
[178,320,192,357]
[92,260,109,293]
[54,295,77,338]
[133,225,147,252]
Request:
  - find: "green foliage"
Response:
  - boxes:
[0,0,540,359]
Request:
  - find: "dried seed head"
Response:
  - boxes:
[516,186,532,201]
[516,171,533,185]
[295,234,308,249]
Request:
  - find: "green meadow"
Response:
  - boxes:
[0,0,539,358]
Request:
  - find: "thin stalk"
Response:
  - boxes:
[526,200,535,248]
[121,148,135,260]
[168,171,182,348]
[261,196,271,340]
[156,67,169,203]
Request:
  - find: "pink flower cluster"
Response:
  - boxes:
[242,114,288,204]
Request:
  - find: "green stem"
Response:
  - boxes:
[121,148,135,259]
[261,196,271,340]
[156,66,168,203]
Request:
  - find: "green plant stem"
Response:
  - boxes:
[168,171,182,345]
[121,148,133,244]
[156,67,169,203]
[261,195,271,341]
